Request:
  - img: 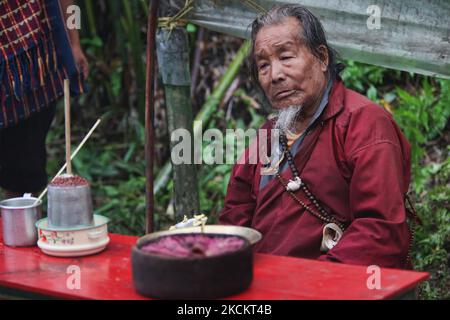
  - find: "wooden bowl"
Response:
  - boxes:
[132,232,253,299]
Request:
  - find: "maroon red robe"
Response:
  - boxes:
[219,79,412,269]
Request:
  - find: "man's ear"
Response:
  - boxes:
[317,45,329,72]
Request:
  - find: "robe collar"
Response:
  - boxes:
[321,77,345,121]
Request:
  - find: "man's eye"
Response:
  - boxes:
[258,63,269,70]
[280,56,293,61]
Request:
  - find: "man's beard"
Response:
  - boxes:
[274,105,304,135]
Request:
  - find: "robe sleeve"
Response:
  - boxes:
[219,121,272,227]
[218,157,258,228]
[319,104,411,268]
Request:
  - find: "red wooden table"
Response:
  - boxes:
[0,219,428,300]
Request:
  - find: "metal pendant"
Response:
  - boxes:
[286,177,302,192]
[320,223,344,253]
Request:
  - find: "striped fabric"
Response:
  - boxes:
[0,0,86,130]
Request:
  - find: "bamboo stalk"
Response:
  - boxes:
[153,40,251,195]
[161,66,200,221]
[64,79,72,176]
[193,40,251,137]
[84,0,97,37]
[122,0,146,120]
[157,1,200,222]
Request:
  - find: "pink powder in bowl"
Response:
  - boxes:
[140,234,246,258]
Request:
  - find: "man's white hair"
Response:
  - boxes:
[274,105,303,135]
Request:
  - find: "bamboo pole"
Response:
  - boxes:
[144,0,159,234]
[157,2,200,222]
[164,84,200,221]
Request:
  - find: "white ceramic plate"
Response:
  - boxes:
[37,236,110,257]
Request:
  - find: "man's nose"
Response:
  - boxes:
[271,61,286,84]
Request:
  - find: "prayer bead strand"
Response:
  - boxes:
[277,134,346,231]
[278,133,416,268]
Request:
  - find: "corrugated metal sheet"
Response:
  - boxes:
[184,0,450,78]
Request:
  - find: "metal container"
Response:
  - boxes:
[47,184,94,228]
[0,196,42,247]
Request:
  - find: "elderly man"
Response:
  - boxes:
[219,5,414,269]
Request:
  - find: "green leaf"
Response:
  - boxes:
[186,23,197,33]
[367,85,377,101]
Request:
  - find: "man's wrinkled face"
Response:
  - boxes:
[254,17,328,111]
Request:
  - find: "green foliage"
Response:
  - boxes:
[78,0,148,119]
[412,151,450,299]
[341,60,387,97]
[393,78,450,194]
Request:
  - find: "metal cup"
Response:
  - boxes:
[0,196,42,247]
[47,184,94,228]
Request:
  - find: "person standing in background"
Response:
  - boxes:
[0,0,89,199]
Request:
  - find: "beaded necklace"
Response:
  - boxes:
[276,132,346,231]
